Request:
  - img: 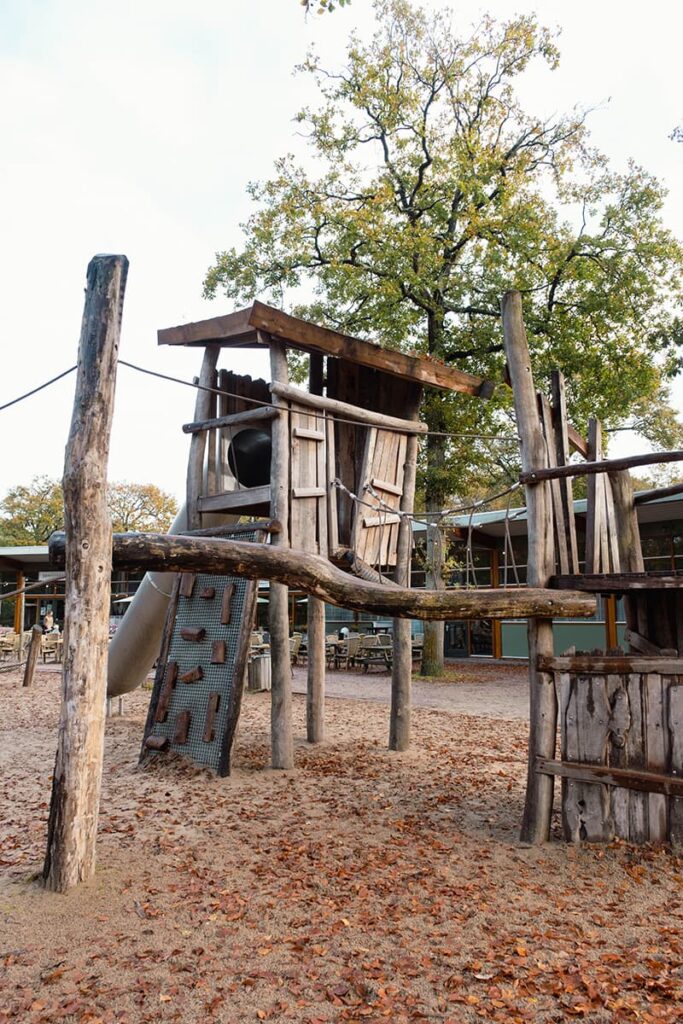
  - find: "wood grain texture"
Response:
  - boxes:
[43,254,127,893]
[49,531,596,621]
[501,290,557,845]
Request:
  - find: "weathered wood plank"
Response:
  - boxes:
[551,572,683,592]
[159,300,492,395]
[540,655,683,674]
[186,346,220,530]
[668,684,683,843]
[539,394,569,574]
[644,673,668,841]
[537,756,683,797]
[550,370,580,573]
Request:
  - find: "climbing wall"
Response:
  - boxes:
[141,528,263,776]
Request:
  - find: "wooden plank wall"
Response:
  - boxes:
[552,665,683,843]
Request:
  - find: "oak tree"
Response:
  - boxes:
[206,0,683,672]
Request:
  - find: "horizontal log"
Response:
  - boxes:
[551,572,683,592]
[182,405,279,434]
[270,382,429,434]
[49,531,597,621]
[538,654,683,674]
[537,757,683,798]
[634,481,683,505]
[520,449,683,484]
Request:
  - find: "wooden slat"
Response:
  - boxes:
[668,683,683,842]
[551,572,683,592]
[197,485,271,514]
[644,674,668,841]
[326,413,339,558]
[186,346,220,530]
[585,418,603,574]
[539,394,569,575]
[537,756,683,797]
[540,655,683,674]
[292,427,325,442]
[372,476,403,497]
[561,674,613,841]
[179,573,196,598]
[605,675,631,838]
[550,371,580,573]
[159,300,492,395]
[292,487,326,499]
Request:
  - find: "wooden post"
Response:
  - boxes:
[501,290,556,845]
[186,345,220,530]
[307,353,326,743]
[307,597,325,742]
[22,625,42,688]
[390,390,421,752]
[13,571,24,636]
[491,549,503,660]
[267,337,294,769]
[43,254,127,892]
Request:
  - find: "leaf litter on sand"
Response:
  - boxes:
[0,665,682,1022]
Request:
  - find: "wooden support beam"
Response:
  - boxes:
[270,382,428,434]
[49,531,596,620]
[306,596,325,744]
[537,757,683,798]
[268,337,294,770]
[634,481,683,505]
[520,448,683,484]
[13,571,25,634]
[182,404,278,435]
[390,389,421,753]
[186,345,220,530]
[501,289,556,846]
[43,253,127,893]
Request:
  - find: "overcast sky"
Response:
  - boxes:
[1,0,681,502]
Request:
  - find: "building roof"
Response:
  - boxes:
[158,301,491,396]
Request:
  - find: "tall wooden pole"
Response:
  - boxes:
[390,390,421,751]
[268,338,294,769]
[43,254,128,892]
[13,571,24,635]
[307,353,326,744]
[501,290,556,845]
[186,345,220,531]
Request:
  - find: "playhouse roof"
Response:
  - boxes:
[158,301,491,396]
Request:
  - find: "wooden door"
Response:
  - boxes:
[350,428,407,568]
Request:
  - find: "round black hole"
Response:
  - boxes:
[227,428,272,488]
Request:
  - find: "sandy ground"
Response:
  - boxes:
[1,663,683,1024]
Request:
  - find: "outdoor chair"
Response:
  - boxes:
[334,634,361,670]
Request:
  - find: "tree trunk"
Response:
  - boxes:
[43,254,127,892]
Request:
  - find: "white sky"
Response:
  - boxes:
[1,0,681,502]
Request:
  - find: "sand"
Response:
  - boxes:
[1,664,682,1023]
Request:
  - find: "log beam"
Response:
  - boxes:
[49,531,597,621]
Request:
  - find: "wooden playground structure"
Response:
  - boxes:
[41,256,683,891]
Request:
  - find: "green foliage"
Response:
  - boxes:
[0,477,178,545]
[0,476,64,545]
[206,0,683,508]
